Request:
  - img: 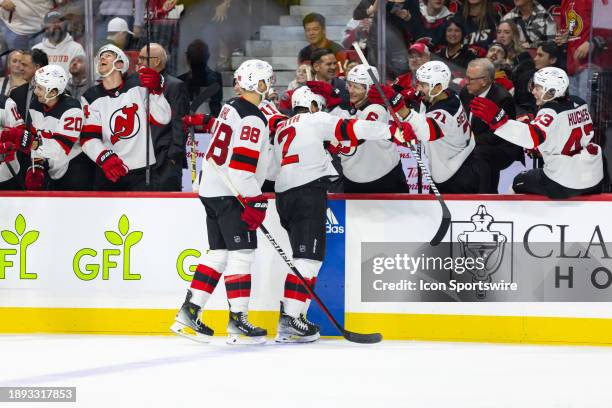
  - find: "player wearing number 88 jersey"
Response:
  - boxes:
[470,67,602,198]
[172,59,273,345]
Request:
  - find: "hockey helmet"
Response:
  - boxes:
[235,59,274,96]
[415,60,451,98]
[34,64,67,101]
[347,64,379,91]
[531,67,569,102]
[292,86,317,110]
[96,44,129,77]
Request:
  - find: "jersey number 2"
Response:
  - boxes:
[277,126,299,166]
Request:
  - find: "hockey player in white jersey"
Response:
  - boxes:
[338,64,408,193]
[80,44,171,190]
[273,86,415,343]
[0,95,24,190]
[5,65,92,190]
[389,60,480,193]
[172,59,274,345]
[470,67,602,198]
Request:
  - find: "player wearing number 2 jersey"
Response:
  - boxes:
[470,67,602,198]
[273,86,414,343]
[172,59,274,345]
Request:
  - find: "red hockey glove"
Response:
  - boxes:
[470,97,508,130]
[25,163,45,190]
[325,141,342,155]
[393,84,422,104]
[0,142,16,162]
[367,84,405,113]
[138,67,164,94]
[389,121,417,146]
[240,195,268,230]
[306,80,342,109]
[97,150,128,182]
[182,114,216,133]
[0,126,31,151]
[268,114,287,138]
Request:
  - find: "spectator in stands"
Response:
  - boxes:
[309,48,349,104]
[96,17,136,52]
[139,43,188,191]
[496,20,536,114]
[486,42,515,94]
[0,50,26,96]
[393,43,431,107]
[32,11,85,75]
[10,49,48,120]
[298,13,343,64]
[66,55,89,100]
[436,17,477,71]
[533,40,559,69]
[354,0,417,78]
[95,0,144,42]
[0,0,52,50]
[502,0,556,49]
[460,58,523,193]
[419,0,454,47]
[178,39,223,117]
[461,0,500,53]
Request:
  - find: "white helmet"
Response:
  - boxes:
[347,64,379,91]
[35,64,67,101]
[416,61,451,98]
[291,86,317,110]
[96,44,129,77]
[531,67,569,102]
[234,59,274,96]
[311,93,326,111]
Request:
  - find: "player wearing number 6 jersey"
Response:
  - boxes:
[470,67,602,198]
[172,59,274,345]
[273,86,414,343]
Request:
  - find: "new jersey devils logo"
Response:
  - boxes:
[110,104,141,144]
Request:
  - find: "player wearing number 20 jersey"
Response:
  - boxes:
[172,60,274,345]
[470,67,602,198]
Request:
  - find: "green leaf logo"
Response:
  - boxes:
[118,215,129,236]
[15,214,26,236]
[1,230,18,245]
[104,231,123,246]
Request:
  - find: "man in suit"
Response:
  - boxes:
[138,43,189,191]
[460,58,523,193]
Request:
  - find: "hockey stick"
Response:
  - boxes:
[188,83,222,182]
[144,0,152,188]
[351,42,451,246]
[207,157,382,344]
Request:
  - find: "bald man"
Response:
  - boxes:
[138,43,189,191]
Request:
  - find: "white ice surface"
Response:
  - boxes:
[0,335,611,408]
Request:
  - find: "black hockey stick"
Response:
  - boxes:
[352,42,451,246]
[207,157,382,344]
[188,83,222,182]
[144,0,152,188]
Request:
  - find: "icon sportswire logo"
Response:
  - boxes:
[326,208,344,234]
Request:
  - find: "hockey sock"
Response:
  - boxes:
[225,249,254,313]
[283,258,322,318]
[188,250,227,307]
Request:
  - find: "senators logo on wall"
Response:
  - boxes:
[110,104,140,144]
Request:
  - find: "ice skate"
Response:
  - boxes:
[226,311,267,345]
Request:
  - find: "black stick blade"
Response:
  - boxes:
[343,330,383,344]
[430,210,451,247]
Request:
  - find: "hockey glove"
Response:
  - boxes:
[367,84,406,113]
[0,126,31,151]
[306,81,342,109]
[182,114,216,133]
[97,150,128,183]
[138,67,164,95]
[268,114,287,139]
[389,121,417,146]
[324,141,342,155]
[0,142,16,162]
[470,97,508,130]
[240,195,268,231]
[25,163,45,190]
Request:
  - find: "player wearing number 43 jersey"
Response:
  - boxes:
[273,86,414,343]
[470,67,603,198]
[172,59,274,345]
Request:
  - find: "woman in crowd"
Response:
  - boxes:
[461,0,500,54]
[0,50,26,96]
[436,17,477,70]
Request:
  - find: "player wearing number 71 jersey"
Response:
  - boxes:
[470,67,602,198]
[272,86,414,343]
[172,59,273,345]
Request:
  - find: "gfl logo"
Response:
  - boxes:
[0,214,40,279]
